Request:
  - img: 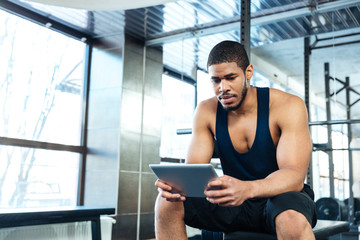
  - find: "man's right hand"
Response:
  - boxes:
[155,179,186,202]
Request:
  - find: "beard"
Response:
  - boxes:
[220,78,249,111]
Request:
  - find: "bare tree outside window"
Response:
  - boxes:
[0,10,85,208]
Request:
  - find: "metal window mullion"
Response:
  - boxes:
[78,43,92,206]
[0,137,84,153]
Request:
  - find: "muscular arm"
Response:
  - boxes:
[155,99,216,201]
[206,94,312,206]
[251,95,312,197]
[186,100,216,164]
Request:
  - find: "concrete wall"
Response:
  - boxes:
[114,35,162,240]
[85,32,162,240]
[85,37,124,208]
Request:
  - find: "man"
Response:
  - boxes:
[155,40,317,240]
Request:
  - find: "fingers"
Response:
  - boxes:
[155,179,186,202]
[204,188,230,199]
[206,195,235,206]
[161,190,186,201]
[207,175,232,188]
[155,179,172,192]
[205,175,242,206]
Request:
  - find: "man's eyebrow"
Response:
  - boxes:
[211,73,237,79]
[224,73,237,78]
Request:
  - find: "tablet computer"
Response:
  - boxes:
[149,163,219,197]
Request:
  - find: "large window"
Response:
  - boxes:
[196,70,214,104]
[160,74,195,160]
[0,9,86,208]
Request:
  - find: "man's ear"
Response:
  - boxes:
[245,64,254,80]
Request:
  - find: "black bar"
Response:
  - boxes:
[328,76,346,86]
[304,37,311,116]
[349,86,360,96]
[309,119,360,126]
[311,40,360,50]
[330,85,346,97]
[163,66,196,85]
[176,128,192,135]
[313,143,328,149]
[0,206,115,240]
[316,32,360,42]
[91,218,102,240]
[304,36,312,187]
[0,137,84,153]
[240,0,251,57]
[313,148,360,152]
[179,119,360,135]
[78,44,93,206]
[346,76,355,224]
[351,98,360,107]
[325,62,335,198]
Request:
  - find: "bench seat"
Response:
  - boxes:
[202,220,350,240]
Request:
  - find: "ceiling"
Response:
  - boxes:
[1,0,360,137]
[22,0,178,10]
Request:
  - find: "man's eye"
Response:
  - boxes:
[226,77,235,80]
[211,79,220,84]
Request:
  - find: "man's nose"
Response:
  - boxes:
[219,80,230,92]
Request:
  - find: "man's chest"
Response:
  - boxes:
[212,114,280,153]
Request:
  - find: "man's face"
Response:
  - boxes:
[209,62,250,111]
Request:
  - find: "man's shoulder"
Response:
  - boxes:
[269,88,305,109]
[193,97,218,133]
[197,97,218,112]
[268,88,308,126]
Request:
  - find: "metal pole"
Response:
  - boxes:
[240,0,250,59]
[309,119,360,126]
[346,76,355,224]
[325,62,335,198]
[304,37,311,114]
[78,43,92,206]
[304,36,313,187]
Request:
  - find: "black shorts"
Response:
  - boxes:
[183,184,317,234]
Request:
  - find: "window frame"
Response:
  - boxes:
[0,3,92,206]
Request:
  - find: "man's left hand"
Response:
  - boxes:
[204,175,251,207]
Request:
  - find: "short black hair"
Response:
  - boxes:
[207,40,249,72]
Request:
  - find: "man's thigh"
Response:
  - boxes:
[265,186,317,234]
[183,197,268,233]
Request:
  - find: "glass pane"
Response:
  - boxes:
[319,177,330,199]
[0,10,86,145]
[160,75,195,159]
[197,69,214,104]
[0,145,80,208]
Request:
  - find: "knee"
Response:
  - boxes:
[155,193,184,222]
[275,210,309,238]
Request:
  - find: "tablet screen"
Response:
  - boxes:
[150,163,219,197]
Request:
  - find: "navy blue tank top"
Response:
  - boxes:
[215,87,278,180]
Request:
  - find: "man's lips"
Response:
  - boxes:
[218,94,235,104]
